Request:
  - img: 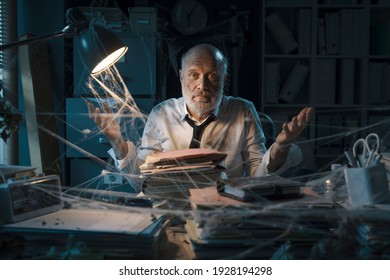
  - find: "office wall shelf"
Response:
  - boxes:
[260,0,390,170]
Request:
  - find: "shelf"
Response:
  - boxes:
[318,4,365,8]
[265,54,312,59]
[263,104,312,108]
[265,0,314,8]
[316,55,365,59]
[260,0,390,165]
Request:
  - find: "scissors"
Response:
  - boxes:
[352,133,380,167]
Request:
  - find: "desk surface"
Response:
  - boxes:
[2,206,390,260]
[2,180,390,260]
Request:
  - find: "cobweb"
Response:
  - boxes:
[2,55,390,260]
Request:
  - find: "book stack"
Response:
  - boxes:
[140,148,227,200]
[368,62,390,105]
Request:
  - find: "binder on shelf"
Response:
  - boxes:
[339,59,355,105]
[369,62,385,105]
[278,62,309,104]
[265,12,298,54]
[316,59,336,105]
[315,114,331,155]
[325,12,340,55]
[317,17,326,55]
[374,21,390,55]
[330,114,343,154]
[340,9,353,56]
[352,9,365,56]
[264,62,280,104]
[296,9,312,55]
[383,64,390,104]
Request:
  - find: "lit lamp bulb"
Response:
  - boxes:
[91,46,128,75]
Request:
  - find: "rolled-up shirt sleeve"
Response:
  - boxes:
[254,143,303,177]
[108,141,140,173]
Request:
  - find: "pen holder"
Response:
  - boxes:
[344,163,390,207]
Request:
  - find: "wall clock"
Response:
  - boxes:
[171,0,208,35]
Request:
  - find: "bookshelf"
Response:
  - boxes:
[260,0,390,170]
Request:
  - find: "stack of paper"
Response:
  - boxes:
[140,148,227,199]
[140,148,227,173]
[186,187,344,259]
[341,207,390,259]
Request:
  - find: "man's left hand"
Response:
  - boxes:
[276,107,313,147]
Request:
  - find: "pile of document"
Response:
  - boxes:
[185,187,344,259]
[1,208,168,259]
[341,207,390,259]
[140,148,227,199]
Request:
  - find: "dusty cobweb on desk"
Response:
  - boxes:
[65,66,390,259]
[76,67,390,258]
[6,60,390,260]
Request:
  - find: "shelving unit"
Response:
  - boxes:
[260,0,390,169]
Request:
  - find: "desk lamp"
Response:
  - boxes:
[0,7,128,175]
[0,7,128,75]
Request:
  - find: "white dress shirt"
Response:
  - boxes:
[108,95,302,178]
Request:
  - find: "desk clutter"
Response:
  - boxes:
[342,133,390,207]
[1,155,390,260]
[2,208,168,259]
[0,165,168,259]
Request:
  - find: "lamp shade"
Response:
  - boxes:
[76,24,128,75]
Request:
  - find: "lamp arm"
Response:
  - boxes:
[0,7,92,52]
[0,28,75,52]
